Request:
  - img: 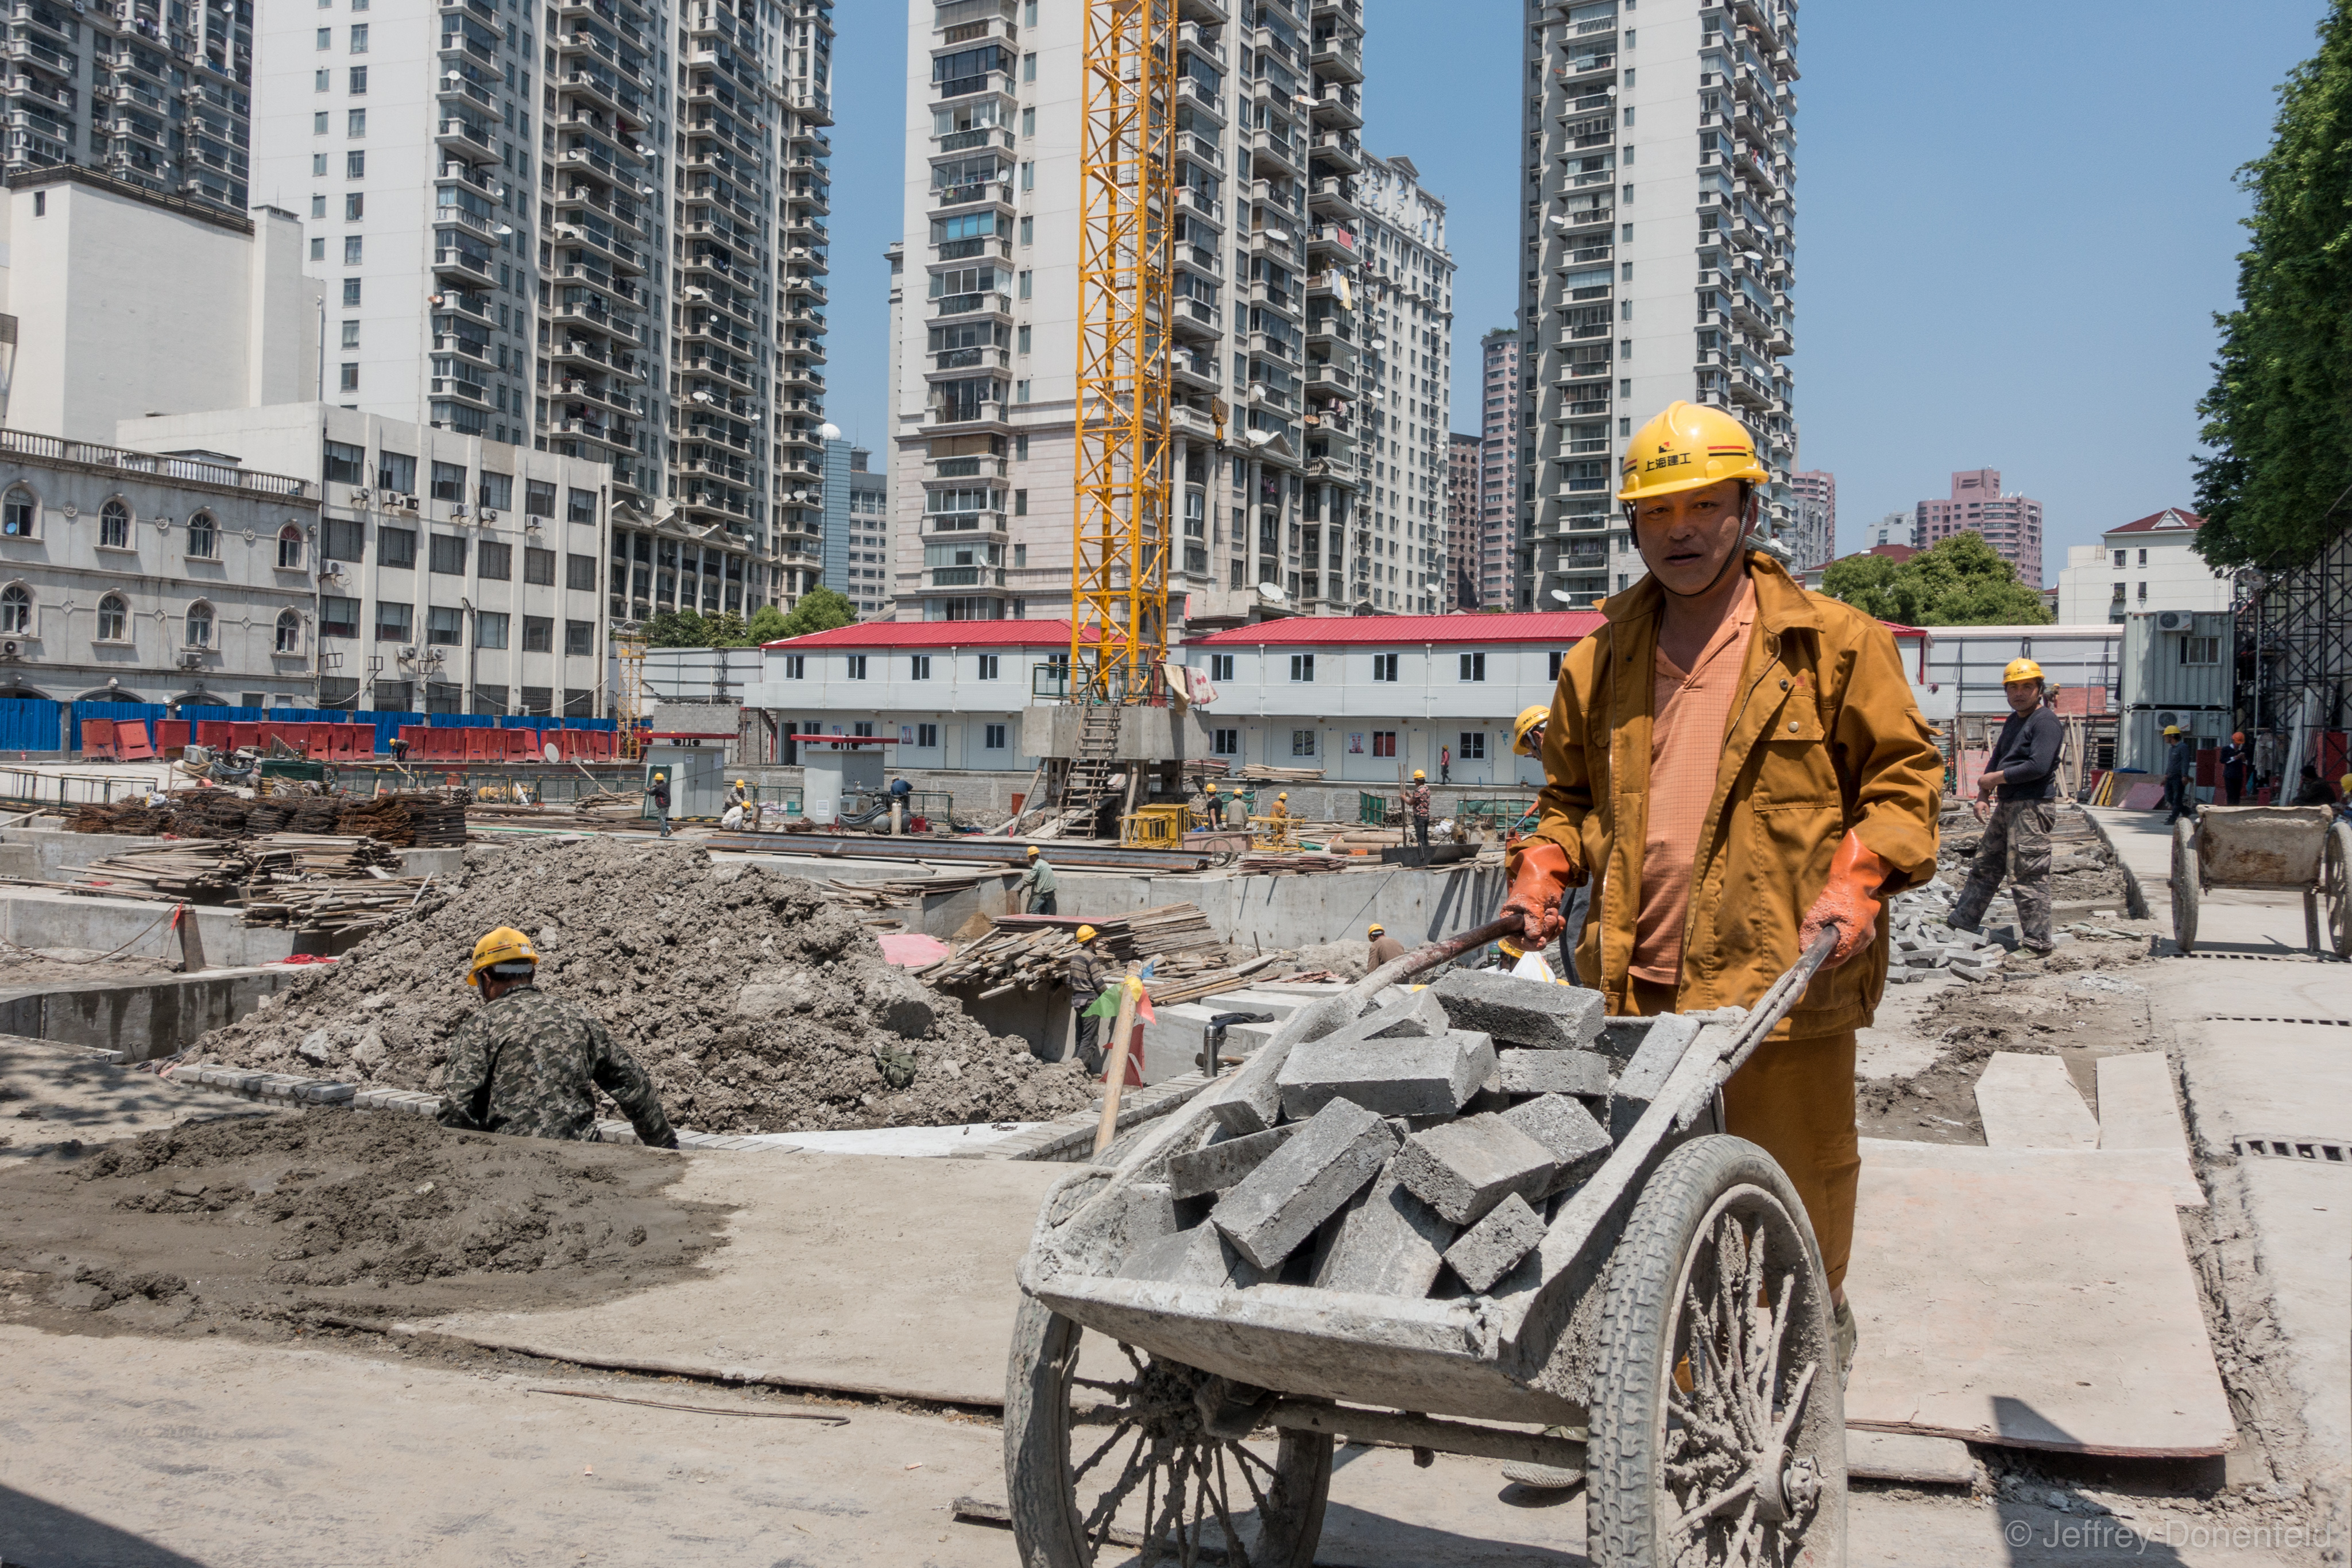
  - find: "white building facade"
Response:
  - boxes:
[2054,508,2230,626]
[119,404,613,715]
[1348,153,1454,614]
[0,428,319,708]
[1517,0,1800,606]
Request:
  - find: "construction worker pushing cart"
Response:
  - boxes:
[1502,400,1944,1372]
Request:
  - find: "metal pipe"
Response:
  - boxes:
[1264,1400,1587,1469]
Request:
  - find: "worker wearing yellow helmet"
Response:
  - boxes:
[1512,704,1550,758]
[439,927,678,1148]
[1404,768,1433,851]
[1367,922,1405,968]
[1949,652,2061,956]
[1503,398,1942,1375]
[2159,721,2196,826]
[1065,923,1110,1074]
[1015,844,1058,915]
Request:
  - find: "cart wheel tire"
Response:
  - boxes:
[1586,1135,1847,1568]
[2172,816,2200,955]
[1003,1294,1332,1568]
[2324,822,2352,961]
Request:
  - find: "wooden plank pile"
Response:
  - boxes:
[918,901,1250,1001]
[338,792,467,848]
[1237,849,1353,875]
[239,874,431,938]
[64,840,247,901]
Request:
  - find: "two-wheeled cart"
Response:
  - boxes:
[1004,916,1849,1567]
[2170,804,2352,958]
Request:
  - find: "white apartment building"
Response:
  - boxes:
[1866,509,1914,549]
[1,0,253,213]
[2054,508,2231,626]
[1786,466,1831,572]
[0,428,319,708]
[246,0,835,626]
[0,169,320,442]
[1479,326,1520,607]
[891,0,1432,626]
[1518,0,1799,606]
[1348,152,1453,614]
[119,404,613,715]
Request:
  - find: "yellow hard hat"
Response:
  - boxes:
[1368,923,1384,936]
[735,779,747,787]
[1498,935,1525,959]
[1512,704,1550,757]
[1205,781,1218,792]
[2163,724,2182,737]
[1278,791,1288,800]
[1616,400,1770,505]
[2002,659,2044,686]
[1075,924,1098,942]
[467,925,537,987]
[1025,845,1040,857]
[1412,769,1425,781]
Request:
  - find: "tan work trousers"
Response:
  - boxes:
[1630,976,1859,1294]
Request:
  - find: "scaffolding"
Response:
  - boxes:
[615,632,648,761]
[1070,0,1175,709]
[2235,520,2351,749]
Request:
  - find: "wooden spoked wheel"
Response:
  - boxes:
[2323,822,2352,960]
[2172,816,2202,954]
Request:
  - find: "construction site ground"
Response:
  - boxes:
[0,803,2345,1565]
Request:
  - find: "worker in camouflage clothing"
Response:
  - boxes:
[436,926,679,1147]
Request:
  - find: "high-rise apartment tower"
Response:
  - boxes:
[1478,326,1519,607]
[1517,0,1798,606]
[1446,429,1479,609]
[1916,467,2042,584]
[1787,467,1832,572]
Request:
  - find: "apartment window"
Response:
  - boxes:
[1289,653,1315,682]
[1013,489,1028,516]
[348,65,367,93]
[345,192,364,220]
[1548,651,1564,680]
[315,68,330,90]
[430,460,466,502]
[184,512,218,559]
[478,473,512,512]
[1015,380,1031,404]
[1291,729,1317,758]
[96,593,127,642]
[1017,325,1032,355]
[320,594,360,638]
[2137,582,2148,602]
[915,723,940,749]
[524,547,555,584]
[477,541,511,580]
[343,237,363,264]
[984,722,1007,750]
[1020,107,1035,138]
[977,653,1000,679]
[342,277,362,307]
[564,620,594,656]
[2111,549,2126,568]
[347,109,366,135]
[1370,652,1399,682]
[525,479,556,518]
[1459,651,1486,682]
[315,25,330,47]
[323,518,364,562]
[566,553,597,591]
[1209,653,1234,682]
[1022,51,1036,81]
[1017,270,1032,300]
[846,655,869,679]
[522,615,553,652]
[374,599,412,641]
[338,320,359,350]
[313,153,329,176]
[379,526,416,568]
[338,362,359,392]
[0,491,33,539]
[567,488,598,524]
[100,500,131,549]
[1012,544,1028,566]
[1211,727,1239,756]
[1459,731,1487,761]
[349,22,369,49]
[475,611,509,649]
[783,655,806,679]
[314,112,329,134]
[1019,216,1033,246]
[426,606,463,646]
[429,533,467,575]
[2138,548,2149,566]
[910,655,933,679]
[311,238,327,261]
[375,450,414,493]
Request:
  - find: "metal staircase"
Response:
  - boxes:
[1049,702,1124,835]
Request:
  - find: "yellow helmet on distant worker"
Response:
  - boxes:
[1368,923,1384,937]
[735,779,747,787]
[1025,845,1040,858]
[1512,704,1550,757]
[1616,400,1770,505]
[1075,924,1098,943]
[2002,659,2045,687]
[1205,781,1218,793]
[1412,769,1425,781]
[466,926,537,988]
[1278,792,1289,800]
[2163,724,2182,737]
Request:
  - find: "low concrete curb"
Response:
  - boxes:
[2079,808,2155,920]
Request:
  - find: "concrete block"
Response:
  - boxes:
[1311,1169,1456,1297]
[1502,1094,1611,1193]
[1212,1098,1399,1271]
[1353,986,1449,1040]
[1486,1048,1611,1101]
[1444,1192,1548,1292]
[1429,968,1605,1050]
[1276,1029,1496,1121]
[1204,1066,1282,1137]
[1596,1015,1653,1062]
[1200,991,1306,1022]
[1143,1002,1221,1079]
[1610,1013,1703,1143]
[1392,1114,1558,1225]
[1168,1123,1299,1200]
[1119,1224,1266,1289]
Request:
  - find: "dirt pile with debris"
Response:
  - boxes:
[0,1111,726,1336]
[184,838,1094,1133]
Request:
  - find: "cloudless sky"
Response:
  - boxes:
[822,0,2331,584]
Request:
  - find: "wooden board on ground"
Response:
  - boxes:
[1846,1429,1977,1485]
[2096,1052,2191,1156]
[1860,1135,2204,1209]
[1975,1051,2099,1149]
[403,1148,1069,1407]
[1843,1162,2235,1457]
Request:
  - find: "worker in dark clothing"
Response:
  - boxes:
[2291,764,2338,807]
[2162,725,2196,823]
[2220,731,2252,806]
[1065,924,1108,1073]
[647,769,672,837]
[1950,659,2061,956]
[1367,923,1406,969]
[438,927,678,1147]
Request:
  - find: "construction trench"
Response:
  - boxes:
[0,792,2345,1566]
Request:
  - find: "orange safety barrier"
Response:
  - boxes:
[82,717,119,760]
[156,720,191,753]
[459,729,485,763]
[510,729,537,761]
[335,725,362,761]
[196,721,233,750]
[231,723,261,752]
[117,721,156,761]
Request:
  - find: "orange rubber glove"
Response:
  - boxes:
[1502,840,1581,944]
[1798,831,1894,969]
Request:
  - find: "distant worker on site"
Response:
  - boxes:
[1503,400,1943,1376]
[2291,762,2338,808]
[1065,924,1108,1074]
[438,927,678,1148]
[1014,845,1058,915]
[1403,769,1433,850]
[721,777,753,831]
[2161,724,2196,823]
[1198,780,1222,830]
[2219,731,2252,806]
[1948,659,2061,957]
[1367,922,1406,969]
[647,769,672,838]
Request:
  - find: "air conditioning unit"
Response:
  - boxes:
[399,644,418,660]
[350,487,370,504]
[400,494,421,512]
[2156,610,2192,632]
[450,504,469,518]
[1,640,22,660]
[479,509,498,524]
[176,651,204,669]
[2157,710,2180,730]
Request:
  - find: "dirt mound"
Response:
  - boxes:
[185,837,1093,1134]
[0,1111,724,1336]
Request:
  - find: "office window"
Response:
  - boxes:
[566,553,596,590]
[184,511,218,559]
[96,593,127,642]
[1291,729,1317,758]
[0,490,36,540]
[322,518,364,562]
[846,655,869,679]
[320,594,360,638]
[526,479,556,517]
[1372,730,1397,758]
[1548,650,1564,680]
[916,723,939,749]
[429,533,467,574]
[1370,652,1398,682]
[343,236,363,264]
[524,547,555,584]
[378,526,416,567]
[425,606,463,646]
[1209,653,1234,682]
[475,611,509,649]
[564,620,594,656]
[345,192,364,220]
[348,65,367,93]
[522,615,553,652]
[429,460,466,501]
[182,602,213,648]
[1212,726,1239,756]
[567,488,597,524]
[347,109,366,135]
[1289,653,1314,682]
[100,500,131,549]
[477,540,511,580]
[910,654,932,680]
[984,723,1007,750]
[977,653,999,679]
[2180,636,2219,666]
[375,600,412,641]
[1459,731,1486,760]
[783,655,806,679]
[1459,651,1486,682]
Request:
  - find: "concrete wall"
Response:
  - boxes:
[713,763,1545,821]
[0,887,296,967]
[0,966,298,1061]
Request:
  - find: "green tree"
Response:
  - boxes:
[699,610,751,647]
[2192,6,2352,570]
[745,603,792,643]
[643,609,707,648]
[1819,533,2051,626]
[772,586,858,639]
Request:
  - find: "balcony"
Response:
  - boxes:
[1307,176,1358,220]
[929,289,1013,322]
[1559,49,1616,84]
[1247,126,1301,182]
[431,245,494,285]
[1308,130,1360,175]
[1177,0,1229,24]
[435,114,494,154]
[1308,81,1360,129]
[432,331,492,365]
[683,352,759,393]
[1303,360,1355,398]
[556,184,645,239]
[927,400,1010,431]
[1308,29,1361,83]
[430,372,492,409]
[929,346,1009,375]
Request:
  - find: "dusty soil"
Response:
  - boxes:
[0,949,182,986]
[0,1110,726,1340]
[183,837,1094,1135]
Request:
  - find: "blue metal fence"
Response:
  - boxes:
[0,698,60,754]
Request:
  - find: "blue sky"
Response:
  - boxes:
[821,0,2331,584]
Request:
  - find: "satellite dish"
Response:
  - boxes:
[543,741,560,764]
[818,421,842,442]
[1550,589,1574,604]
[1256,583,1287,605]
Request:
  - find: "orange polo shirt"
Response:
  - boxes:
[1631,576,1758,985]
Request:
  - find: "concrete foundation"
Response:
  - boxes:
[1017,706,1215,765]
[0,888,298,967]
[0,966,299,1060]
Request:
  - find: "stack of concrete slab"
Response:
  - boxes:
[1121,969,1634,1302]
[1885,880,2010,982]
